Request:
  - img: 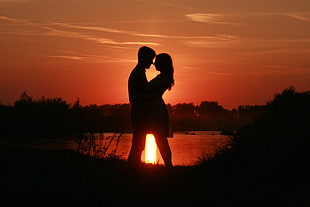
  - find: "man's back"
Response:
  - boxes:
[128,66,148,107]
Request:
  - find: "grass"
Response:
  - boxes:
[1,143,308,207]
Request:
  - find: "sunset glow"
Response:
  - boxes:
[0,1,309,109]
[144,134,157,164]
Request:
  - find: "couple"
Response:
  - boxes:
[128,46,174,168]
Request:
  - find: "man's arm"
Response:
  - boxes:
[128,68,158,103]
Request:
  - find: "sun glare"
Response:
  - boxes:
[144,134,157,164]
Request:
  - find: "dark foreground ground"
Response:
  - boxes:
[1,145,309,207]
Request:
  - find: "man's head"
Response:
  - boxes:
[137,46,156,69]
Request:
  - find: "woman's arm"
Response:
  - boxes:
[134,75,168,101]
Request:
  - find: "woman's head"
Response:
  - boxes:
[154,53,174,90]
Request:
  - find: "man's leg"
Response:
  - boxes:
[128,130,146,167]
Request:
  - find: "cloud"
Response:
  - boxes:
[183,34,239,48]
[0,0,30,2]
[185,13,231,24]
[286,12,310,22]
[53,22,127,34]
[43,25,160,46]
[0,15,26,22]
[0,16,159,46]
[53,22,168,38]
[266,64,310,75]
[49,55,84,61]
[1,15,241,49]
[186,11,310,25]
[53,21,240,44]
[1,14,243,50]
[49,50,136,63]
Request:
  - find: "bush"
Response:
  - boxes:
[200,87,310,176]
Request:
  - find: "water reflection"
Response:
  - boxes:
[144,134,157,164]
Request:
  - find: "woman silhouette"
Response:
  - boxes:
[146,53,174,167]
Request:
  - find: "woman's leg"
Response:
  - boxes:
[155,135,173,167]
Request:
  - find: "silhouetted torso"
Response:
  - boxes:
[128,67,148,105]
[147,73,173,137]
[128,66,149,131]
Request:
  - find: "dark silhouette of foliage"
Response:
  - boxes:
[0,90,271,136]
[201,87,310,176]
[196,101,239,131]
[171,103,198,131]
[4,91,71,135]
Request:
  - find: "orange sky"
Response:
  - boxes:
[1,0,310,109]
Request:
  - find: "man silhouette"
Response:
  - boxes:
[128,46,156,168]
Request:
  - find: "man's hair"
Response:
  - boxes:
[138,46,156,61]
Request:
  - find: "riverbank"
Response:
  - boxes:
[1,145,308,207]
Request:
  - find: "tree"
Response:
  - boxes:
[171,103,198,130]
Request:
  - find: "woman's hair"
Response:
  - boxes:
[155,53,175,90]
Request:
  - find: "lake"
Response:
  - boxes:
[74,131,230,166]
[1,131,230,166]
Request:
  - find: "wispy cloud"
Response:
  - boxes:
[49,55,84,61]
[53,22,128,35]
[241,48,290,55]
[53,22,168,38]
[186,11,310,24]
[242,46,310,56]
[266,64,310,75]
[0,0,30,3]
[1,16,239,49]
[54,21,239,47]
[42,25,159,46]
[49,50,136,63]
[286,12,310,22]
[0,15,26,22]
[185,13,232,24]
[183,34,239,48]
[0,16,159,46]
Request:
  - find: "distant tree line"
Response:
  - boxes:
[0,91,267,135]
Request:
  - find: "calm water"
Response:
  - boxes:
[3,131,229,166]
[75,131,230,166]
